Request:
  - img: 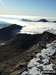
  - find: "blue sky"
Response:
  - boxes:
[0,0,56,17]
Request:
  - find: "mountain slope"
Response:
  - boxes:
[0,32,56,75]
[0,24,22,42]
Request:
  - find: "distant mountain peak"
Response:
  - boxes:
[38,19,49,22]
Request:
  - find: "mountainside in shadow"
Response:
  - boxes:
[0,24,22,42]
[0,32,56,75]
[0,21,10,29]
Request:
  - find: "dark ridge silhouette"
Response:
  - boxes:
[21,18,50,22]
[52,21,56,23]
[0,32,56,74]
[0,24,22,42]
[21,18,56,23]
[21,19,32,22]
[3,32,56,50]
[38,19,49,22]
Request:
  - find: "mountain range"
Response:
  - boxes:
[21,19,56,23]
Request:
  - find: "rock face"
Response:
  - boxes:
[0,24,22,42]
[0,31,56,74]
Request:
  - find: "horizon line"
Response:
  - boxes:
[0,14,56,19]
